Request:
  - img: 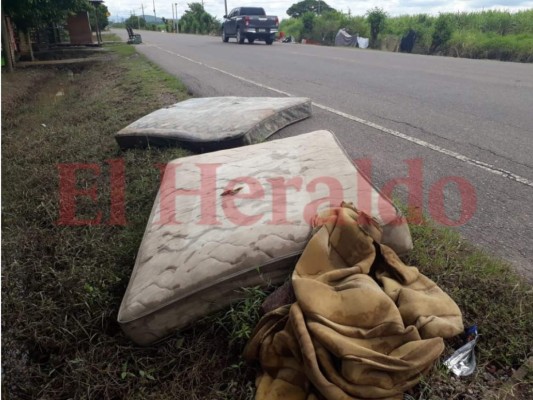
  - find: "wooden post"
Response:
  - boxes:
[28,31,34,61]
[1,11,14,72]
[94,6,101,44]
[18,30,34,61]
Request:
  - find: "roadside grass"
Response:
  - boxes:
[1,41,531,399]
[101,32,121,42]
[404,220,532,398]
[447,31,533,62]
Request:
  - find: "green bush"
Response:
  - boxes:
[280,11,369,44]
[366,7,387,47]
[431,14,454,53]
[378,9,533,60]
[279,18,304,41]
[448,31,533,62]
[301,11,316,38]
[513,9,533,34]
[312,11,342,43]
[279,6,532,61]
[383,14,433,53]
[179,2,220,35]
[339,14,369,38]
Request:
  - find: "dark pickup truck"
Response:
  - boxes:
[222,7,279,45]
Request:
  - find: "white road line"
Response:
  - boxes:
[148,43,533,189]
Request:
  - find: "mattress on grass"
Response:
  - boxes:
[118,130,413,345]
[115,97,312,152]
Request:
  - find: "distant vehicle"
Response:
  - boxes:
[222,7,279,45]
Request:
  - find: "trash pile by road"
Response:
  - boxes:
[115,97,468,399]
[334,29,369,49]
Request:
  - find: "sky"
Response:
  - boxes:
[104,0,533,22]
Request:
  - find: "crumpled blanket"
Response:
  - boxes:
[244,203,463,400]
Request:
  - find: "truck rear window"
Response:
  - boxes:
[240,7,266,16]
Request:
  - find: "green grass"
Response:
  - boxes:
[214,287,269,348]
[406,223,532,366]
[399,219,532,398]
[2,41,532,399]
[447,31,533,62]
[101,32,122,42]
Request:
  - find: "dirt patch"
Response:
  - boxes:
[1,69,55,115]
[31,48,108,61]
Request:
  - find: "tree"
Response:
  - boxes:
[89,3,110,31]
[125,15,146,29]
[279,18,304,41]
[287,0,335,18]
[301,12,316,37]
[3,0,89,30]
[161,17,175,32]
[179,3,220,35]
[366,7,387,47]
[313,11,342,43]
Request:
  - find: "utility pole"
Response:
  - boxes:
[142,3,145,28]
[224,0,228,16]
[318,0,321,15]
[171,3,175,32]
[153,0,157,20]
[175,3,178,32]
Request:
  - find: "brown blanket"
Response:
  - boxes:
[244,203,463,400]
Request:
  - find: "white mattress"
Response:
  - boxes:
[118,130,413,345]
[115,97,312,151]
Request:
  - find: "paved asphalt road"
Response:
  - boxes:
[114,30,533,279]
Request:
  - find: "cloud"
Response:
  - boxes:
[399,0,451,7]
[466,0,533,7]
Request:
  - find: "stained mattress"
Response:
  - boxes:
[118,130,413,345]
[115,97,312,151]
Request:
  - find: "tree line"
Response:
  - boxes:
[120,3,220,35]
[280,0,533,62]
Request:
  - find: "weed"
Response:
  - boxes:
[213,287,269,348]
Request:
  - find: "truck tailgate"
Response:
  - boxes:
[248,15,278,29]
